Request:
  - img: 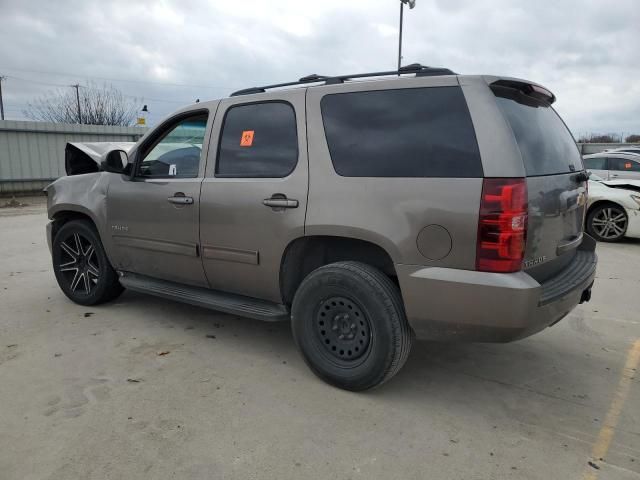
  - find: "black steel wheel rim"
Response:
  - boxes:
[314,296,371,364]
[58,232,100,295]
[592,207,627,239]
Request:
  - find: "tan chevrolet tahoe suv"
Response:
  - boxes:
[46,64,597,390]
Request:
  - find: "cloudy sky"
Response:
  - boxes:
[1,0,638,137]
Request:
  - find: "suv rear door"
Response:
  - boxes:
[490,82,587,281]
[199,90,308,303]
[609,155,640,180]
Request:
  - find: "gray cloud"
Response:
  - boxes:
[0,0,638,135]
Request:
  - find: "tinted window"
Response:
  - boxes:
[610,157,640,172]
[583,156,607,170]
[320,87,482,177]
[139,115,207,178]
[493,87,583,176]
[216,102,298,177]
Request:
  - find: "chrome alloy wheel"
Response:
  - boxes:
[591,206,627,240]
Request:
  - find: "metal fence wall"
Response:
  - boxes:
[0,120,148,195]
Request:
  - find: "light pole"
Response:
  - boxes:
[398,0,416,72]
[0,76,5,120]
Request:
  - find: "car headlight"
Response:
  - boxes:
[631,194,640,208]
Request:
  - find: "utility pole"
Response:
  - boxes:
[0,76,6,121]
[398,0,416,73]
[72,84,82,124]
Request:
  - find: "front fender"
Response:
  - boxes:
[46,172,116,263]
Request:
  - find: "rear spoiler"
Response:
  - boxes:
[488,78,556,104]
[65,141,135,176]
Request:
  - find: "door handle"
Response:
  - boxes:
[263,195,298,209]
[168,195,194,205]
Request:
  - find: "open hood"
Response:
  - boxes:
[65,142,135,175]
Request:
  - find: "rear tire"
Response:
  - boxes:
[586,203,628,242]
[291,261,413,391]
[52,220,124,305]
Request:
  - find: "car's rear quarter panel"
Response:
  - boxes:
[305,76,483,270]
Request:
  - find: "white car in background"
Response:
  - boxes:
[583,152,640,181]
[586,174,640,242]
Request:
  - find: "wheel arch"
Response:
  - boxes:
[279,235,398,306]
[49,206,117,265]
[50,206,100,241]
[587,199,627,218]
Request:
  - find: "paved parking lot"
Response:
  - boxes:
[1,201,639,480]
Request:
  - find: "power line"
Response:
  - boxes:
[1,66,236,90]
[4,75,69,88]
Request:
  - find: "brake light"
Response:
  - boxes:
[476,178,528,273]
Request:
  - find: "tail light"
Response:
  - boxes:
[476,178,528,273]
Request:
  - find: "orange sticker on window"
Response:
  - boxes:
[625,162,632,169]
[240,130,254,147]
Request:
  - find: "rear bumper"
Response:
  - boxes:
[397,235,597,342]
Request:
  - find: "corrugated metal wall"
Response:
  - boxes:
[0,120,148,195]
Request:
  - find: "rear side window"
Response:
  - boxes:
[493,86,583,176]
[216,102,298,178]
[609,157,640,172]
[320,87,483,177]
[583,156,607,170]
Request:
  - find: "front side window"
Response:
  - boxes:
[216,102,298,178]
[583,156,607,170]
[138,114,208,178]
[320,87,483,178]
[609,157,640,172]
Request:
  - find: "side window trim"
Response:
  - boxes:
[214,100,299,179]
[133,109,210,180]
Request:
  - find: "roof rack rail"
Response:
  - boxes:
[230,63,457,97]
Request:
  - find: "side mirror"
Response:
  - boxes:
[101,150,129,174]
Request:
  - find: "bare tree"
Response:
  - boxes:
[625,134,640,143]
[24,82,140,126]
[576,133,622,143]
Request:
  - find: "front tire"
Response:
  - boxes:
[52,220,124,305]
[291,261,413,391]
[587,203,628,242]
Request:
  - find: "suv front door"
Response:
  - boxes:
[107,110,213,287]
[199,91,308,303]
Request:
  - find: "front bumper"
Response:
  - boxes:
[625,208,640,239]
[46,221,53,254]
[397,235,597,342]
